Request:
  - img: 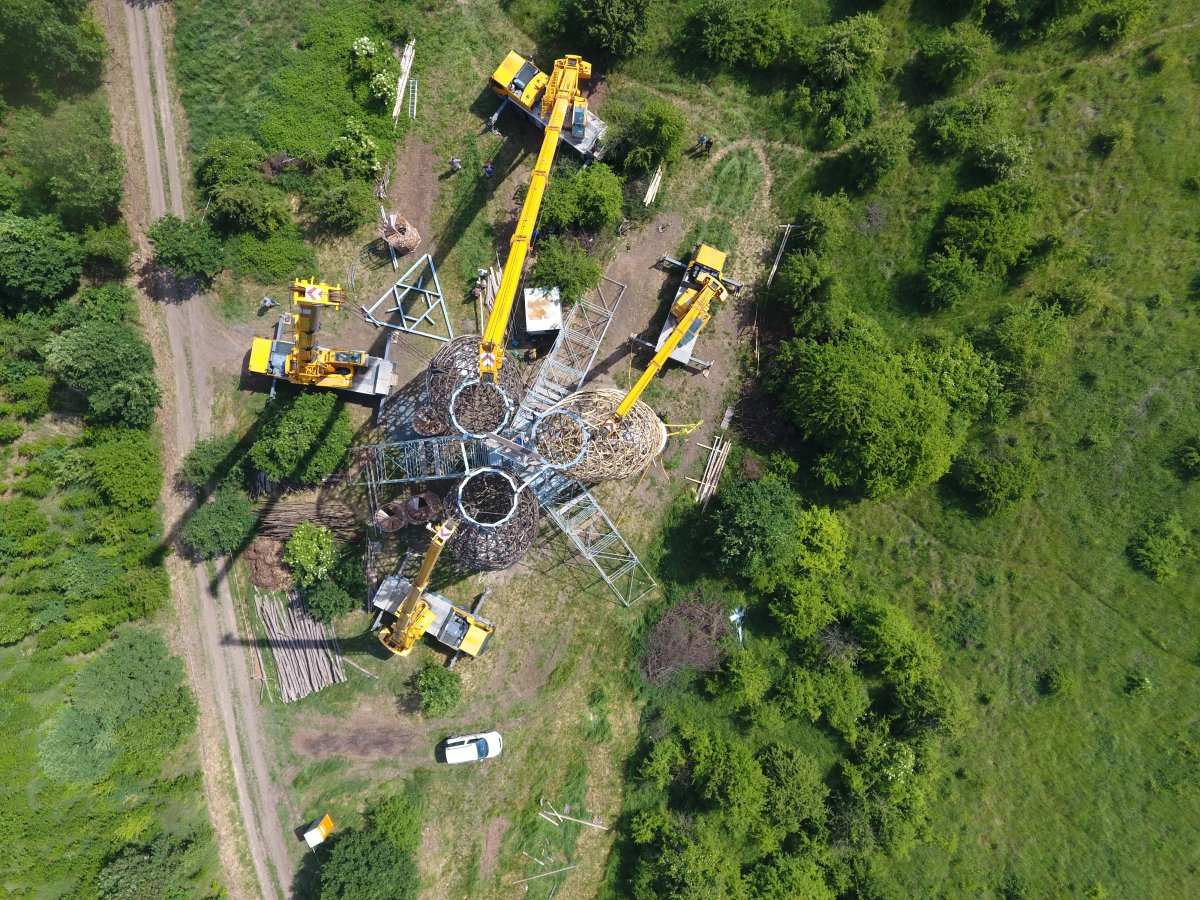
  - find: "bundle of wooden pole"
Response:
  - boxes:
[691,434,731,510]
[256,499,360,540]
[253,588,347,703]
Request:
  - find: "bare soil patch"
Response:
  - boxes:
[480,815,510,881]
[388,139,440,243]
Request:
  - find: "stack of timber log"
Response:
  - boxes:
[253,588,347,703]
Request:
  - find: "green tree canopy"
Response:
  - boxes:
[566,0,653,57]
[0,213,83,311]
[87,430,163,510]
[301,167,375,233]
[284,522,336,587]
[0,0,106,95]
[710,477,848,591]
[320,830,416,900]
[416,663,461,717]
[529,235,603,301]
[541,163,624,232]
[44,319,161,427]
[770,322,999,497]
[147,215,225,281]
[180,490,257,559]
[197,136,288,235]
[613,98,687,173]
[249,391,353,484]
[7,98,125,230]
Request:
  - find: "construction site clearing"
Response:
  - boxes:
[244,51,744,689]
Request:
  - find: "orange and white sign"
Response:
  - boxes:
[303,814,334,848]
[304,284,326,303]
[435,524,455,541]
[480,351,497,369]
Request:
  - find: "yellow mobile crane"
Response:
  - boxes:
[375,520,494,658]
[600,244,736,434]
[478,52,603,384]
[248,279,393,396]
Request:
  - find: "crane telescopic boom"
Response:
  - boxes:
[600,274,729,434]
[378,520,458,656]
[480,54,593,383]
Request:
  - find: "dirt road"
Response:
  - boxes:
[101,1,295,897]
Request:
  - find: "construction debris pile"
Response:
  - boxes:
[380,212,420,253]
[254,589,347,703]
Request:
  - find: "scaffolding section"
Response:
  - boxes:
[352,435,491,487]
[512,277,626,430]
[361,254,454,343]
[531,470,655,606]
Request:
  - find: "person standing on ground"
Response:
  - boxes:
[449,157,462,172]
[705,137,714,154]
[483,161,494,178]
[698,133,708,151]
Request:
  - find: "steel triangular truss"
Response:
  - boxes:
[361,253,453,343]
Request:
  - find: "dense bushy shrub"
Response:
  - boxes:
[974,135,1032,181]
[74,283,137,324]
[87,431,163,510]
[953,436,1039,514]
[926,87,1013,155]
[44,320,161,428]
[249,391,353,484]
[328,119,383,180]
[320,830,416,900]
[922,246,982,310]
[304,580,356,622]
[612,98,688,173]
[179,432,247,493]
[791,192,850,254]
[81,221,134,273]
[770,324,1000,497]
[40,628,195,784]
[699,0,790,70]
[1086,0,1148,44]
[1040,664,1077,697]
[0,213,84,311]
[1179,441,1200,479]
[710,477,847,589]
[540,163,624,232]
[937,180,1038,275]
[529,235,603,301]
[147,215,225,281]
[1129,513,1190,580]
[301,167,375,232]
[771,250,848,319]
[808,13,886,86]
[7,99,125,230]
[416,664,461,716]
[848,119,914,188]
[197,137,288,234]
[986,298,1070,396]
[919,23,991,89]
[566,0,653,57]
[983,0,1084,41]
[284,523,336,587]
[180,490,257,558]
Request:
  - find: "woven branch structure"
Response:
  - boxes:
[542,389,668,482]
[448,469,539,571]
[426,335,523,435]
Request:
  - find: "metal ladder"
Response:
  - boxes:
[351,435,490,487]
[408,79,418,120]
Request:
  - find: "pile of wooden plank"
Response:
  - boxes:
[253,588,347,703]
[692,434,731,510]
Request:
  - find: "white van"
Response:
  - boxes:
[443,731,503,764]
